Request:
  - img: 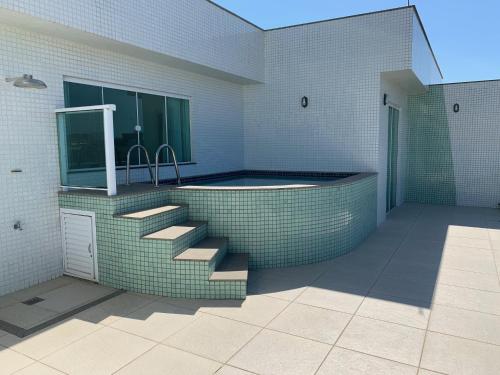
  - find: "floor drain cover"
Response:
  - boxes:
[22,297,45,305]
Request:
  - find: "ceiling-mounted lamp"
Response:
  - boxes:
[5,74,47,89]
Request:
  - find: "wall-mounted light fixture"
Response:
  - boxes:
[5,74,47,89]
[383,93,388,106]
[301,96,308,108]
[453,103,459,113]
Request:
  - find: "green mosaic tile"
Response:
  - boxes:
[407,86,457,205]
[58,174,376,300]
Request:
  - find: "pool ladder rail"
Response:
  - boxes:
[125,144,181,186]
[125,144,154,185]
[155,144,181,187]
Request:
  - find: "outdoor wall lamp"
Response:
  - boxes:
[301,96,309,108]
[5,74,47,89]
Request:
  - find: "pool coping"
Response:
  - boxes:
[59,171,377,197]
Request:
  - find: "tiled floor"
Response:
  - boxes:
[1,203,500,374]
[0,277,117,336]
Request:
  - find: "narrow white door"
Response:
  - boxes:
[61,211,97,281]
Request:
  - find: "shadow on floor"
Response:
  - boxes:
[0,203,499,353]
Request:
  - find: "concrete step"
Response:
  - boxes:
[118,205,186,219]
[115,204,189,236]
[142,221,208,258]
[210,253,249,281]
[174,237,228,262]
[143,221,207,241]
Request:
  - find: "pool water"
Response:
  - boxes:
[189,176,340,187]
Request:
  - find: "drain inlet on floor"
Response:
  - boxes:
[22,297,45,305]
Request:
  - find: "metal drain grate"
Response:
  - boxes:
[22,297,45,305]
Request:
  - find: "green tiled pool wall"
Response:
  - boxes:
[59,193,245,299]
[406,86,457,205]
[168,176,378,269]
[58,174,376,298]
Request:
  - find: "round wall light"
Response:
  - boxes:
[301,96,308,108]
[453,103,459,113]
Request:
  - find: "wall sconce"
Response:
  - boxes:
[5,74,47,89]
[383,93,388,106]
[301,96,308,108]
[453,103,459,113]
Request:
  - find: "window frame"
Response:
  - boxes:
[63,76,194,170]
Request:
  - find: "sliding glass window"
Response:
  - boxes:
[167,97,191,163]
[138,93,167,163]
[102,88,138,166]
[63,81,192,169]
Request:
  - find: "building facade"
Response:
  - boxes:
[0,0,497,296]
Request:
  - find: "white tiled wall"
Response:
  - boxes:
[443,81,500,207]
[411,14,442,86]
[243,8,414,222]
[0,24,246,295]
[0,4,446,295]
[0,0,264,82]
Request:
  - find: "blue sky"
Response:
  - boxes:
[212,0,500,83]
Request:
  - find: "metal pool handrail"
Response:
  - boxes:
[155,144,181,187]
[126,145,154,185]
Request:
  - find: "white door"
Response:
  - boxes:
[60,210,97,281]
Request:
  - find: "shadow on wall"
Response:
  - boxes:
[406,85,456,205]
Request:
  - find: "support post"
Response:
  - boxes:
[102,106,117,196]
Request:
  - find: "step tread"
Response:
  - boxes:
[118,205,186,219]
[143,221,207,240]
[210,253,249,281]
[174,238,228,262]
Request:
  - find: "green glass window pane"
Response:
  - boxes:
[137,93,167,163]
[166,97,191,162]
[57,110,107,188]
[103,88,138,166]
[63,82,102,107]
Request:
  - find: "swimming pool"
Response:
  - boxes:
[169,172,378,268]
[185,175,341,188]
[59,171,378,298]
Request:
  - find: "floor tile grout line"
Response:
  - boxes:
[221,257,335,371]
[418,366,448,375]
[432,298,500,316]
[417,207,471,372]
[356,206,427,372]
[13,360,71,375]
[26,295,163,364]
[425,328,500,348]
[333,345,420,369]
[312,206,425,374]
[438,279,500,294]
[36,325,107,363]
[487,227,500,285]
[1,323,105,364]
[110,342,162,375]
[160,310,263,365]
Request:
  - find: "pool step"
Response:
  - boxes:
[114,201,248,299]
[142,221,208,257]
[115,204,189,236]
[174,237,228,262]
[143,221,207,241]
[210,253,249,281]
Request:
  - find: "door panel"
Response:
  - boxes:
[386,107,399,213]
[61,212,96,280]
